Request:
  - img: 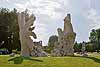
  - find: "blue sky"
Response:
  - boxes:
[0,0,100,46]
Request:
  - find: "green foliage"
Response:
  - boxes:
[74,28,100,53]
[74,42,98,52]
[96,29,100,52]
[74,42,82,52]
[86,43,94,52]
[89,29,100,53]
[0,48,8,50]
[0,8,21,52]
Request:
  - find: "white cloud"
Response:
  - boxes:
[15,0,70,45]
[87,8,100,30]
[15,0,69,19]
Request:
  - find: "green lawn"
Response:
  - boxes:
[0,55,100,67]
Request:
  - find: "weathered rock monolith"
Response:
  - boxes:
[52,14,76,56]
[18,10,36,57]
[18,10,47,57]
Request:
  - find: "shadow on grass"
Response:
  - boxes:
[8,56,43,64]
[69,55,100,63]
[85,57,100,63]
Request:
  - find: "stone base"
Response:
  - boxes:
[81,52,88,57]
[51,48,74,57]
[31,51,48,57]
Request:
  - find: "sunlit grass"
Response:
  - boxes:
[0,55,100,67]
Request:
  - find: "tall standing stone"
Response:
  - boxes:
[52,14,76,56]
[18,10,36,57]
[18,10,47,57]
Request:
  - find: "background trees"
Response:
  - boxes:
[0,8,20,53]
[89,29,98,52]
[89,29,100,53]
[96,29,100,53]
[74,42,82,52]
[74,28,100,53]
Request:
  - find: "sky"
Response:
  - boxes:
[0,0,100,46]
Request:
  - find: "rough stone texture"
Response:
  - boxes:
[31,41,48,57]
[81,42,88,57]
[9,53,15,57]
[52,14,76,56]
[81,42,86,53]
[18,10,47,57]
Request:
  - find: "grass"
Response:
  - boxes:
[0,54,100,67]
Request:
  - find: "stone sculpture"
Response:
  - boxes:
[18,10,36,57]
[18,10,47,57]
[31,41,48,57]
[81,41,88,57]
[52,14,76,56]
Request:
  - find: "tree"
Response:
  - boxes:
[89,29,98,52]
[89,29,100,53]
[74,42,82,52]
[96,29,100,52]
[0,8,20,53]
[86,43,94,52]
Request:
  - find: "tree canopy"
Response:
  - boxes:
[0,8,20,53]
